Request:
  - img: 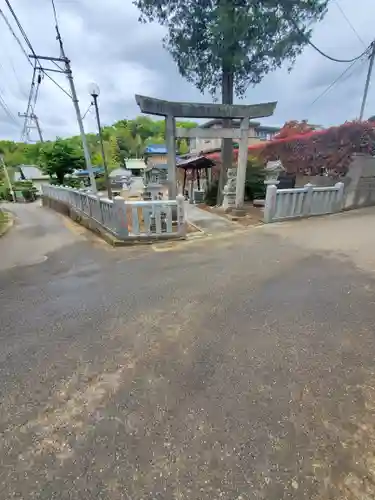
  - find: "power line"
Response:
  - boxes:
[0,90,19,126]
[310,55,367,106]
[302,29,369,63]
[3,0,70,100]
[1,0,70,141]
[52,60,65,72]
[43,71,72,98]
[4,0,36,56]
[287,14,371,63]
[334,0,366,49]
[0,8,33,67]
[0,55,27,100]
[82,102,93,120]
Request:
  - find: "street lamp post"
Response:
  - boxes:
[88,83,112,200]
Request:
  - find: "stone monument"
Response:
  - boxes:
[264,160,285,185]
[222,168,237,211]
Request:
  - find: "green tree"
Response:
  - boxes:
[0,116,199,172]
[107,135,121,170]
[133,0,328,100]
[38,138,84,184]
[91,152,103,166]
[177,139,189,155]
[133,0,329,195]
[115,125,135,161]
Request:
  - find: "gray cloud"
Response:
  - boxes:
[0,0,374,141]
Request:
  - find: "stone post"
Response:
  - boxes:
[166,114,177,200]
[223,184,236,211]
[303,183,314,217]
[335,181,345,211]
[176,193,187,236]
[78,188,86,213]
[263,184,278,223]
[113,196,129,239]
[235,116,250,210]
[222,185,230,211]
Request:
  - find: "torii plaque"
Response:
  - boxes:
[135,95,277,208]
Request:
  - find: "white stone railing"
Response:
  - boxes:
[264,182,345,223]
[42,185,187,240]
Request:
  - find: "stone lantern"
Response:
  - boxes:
[264,160,285,186]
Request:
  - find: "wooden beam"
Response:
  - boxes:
[135,94,277,119]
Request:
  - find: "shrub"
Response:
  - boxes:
[22,189,35,202]
[95,176,108,192]
[62,177,82,189]
[0,184,9,200]
[245,157,266,201]
[13,180,33,190]
[204,180,219,206]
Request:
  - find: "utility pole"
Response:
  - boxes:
[0,155,15,202]
[18,112,44,142]
[360,41,375,121]
[29,25,97,191]
[33,114,43,143]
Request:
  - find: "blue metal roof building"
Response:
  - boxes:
[144,145,167,155]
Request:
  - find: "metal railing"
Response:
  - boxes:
[42,185,187,240]
[264,182,345,223]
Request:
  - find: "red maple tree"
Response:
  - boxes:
[257,120,375,176]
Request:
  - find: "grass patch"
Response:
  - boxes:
[0,209,10,234]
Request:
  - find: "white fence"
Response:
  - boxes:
[42,185,187,240]
[264,182,345,223]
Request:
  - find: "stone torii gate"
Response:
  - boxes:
[135,95,277,208]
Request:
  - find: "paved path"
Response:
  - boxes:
[186,202,240,233]
[0,201,79,270]
[1,204,375,499]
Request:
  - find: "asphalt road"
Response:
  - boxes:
[1,202,375,499]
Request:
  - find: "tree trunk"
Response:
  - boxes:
[57,173,65,185]
[216,69,234,205]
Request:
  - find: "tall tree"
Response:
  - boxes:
[38,139,84,185]
[133,0,329,197]
[107,135,122,170]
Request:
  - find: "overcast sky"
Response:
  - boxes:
[0,0,374,141]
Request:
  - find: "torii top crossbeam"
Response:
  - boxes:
[135,95,277,119]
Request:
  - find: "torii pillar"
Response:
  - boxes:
[135,95,277,206]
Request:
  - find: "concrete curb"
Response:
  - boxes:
[186,221,207,239]
[0,210,13,238]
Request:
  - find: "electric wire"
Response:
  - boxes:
[310,55,368,106]
[0,8,33,67]
[287,13,371,63]
[4,0,71,99]
[4,0,36,56]
[82,102,93,120]
[0,90,19,126]
[334,0,366,48]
